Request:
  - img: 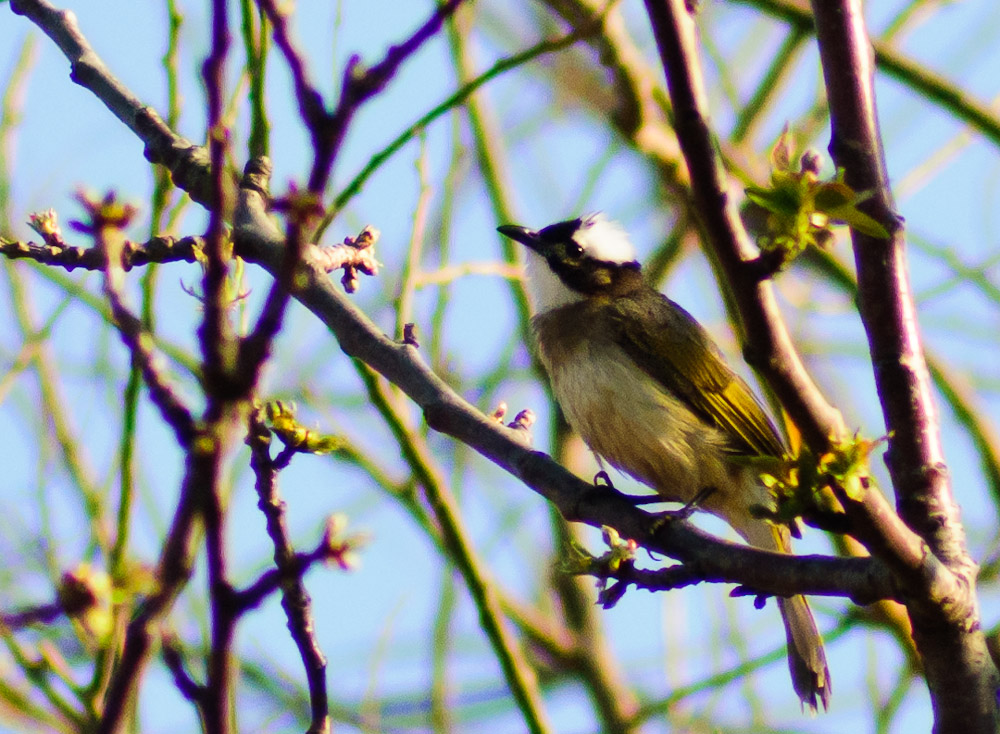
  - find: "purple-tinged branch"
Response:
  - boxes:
[809,0,995,729]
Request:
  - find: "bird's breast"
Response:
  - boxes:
[535,328,741,506]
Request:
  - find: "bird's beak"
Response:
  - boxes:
[497,224,544,254]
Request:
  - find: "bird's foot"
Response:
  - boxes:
[593,471,663,505]
[648,486,717,533]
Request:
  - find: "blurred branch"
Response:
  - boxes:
[393,141,432,342]
[444,5,535,341]
[737,0,1000,149]
[351,361,555,734]
[14,260,200,375]
[926,356,1000,511]
[0,34,37,231]
[731,24,809,144]
[541,0,681,164]
[415,262,523,286]
[96,463,202,734]
[637,618,854,722]
[1,631,83,729]
[430,571,458,733]
[3,262,108,552]
[239,0,270,158]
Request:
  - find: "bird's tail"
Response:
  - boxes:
[740,520,831,712]
[777,592,830,712]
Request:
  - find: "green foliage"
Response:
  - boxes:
[745,127,889,266]
[263,400,346,455]
[562,526,638,609]
[754,433,886,525]
[57,564,114,648]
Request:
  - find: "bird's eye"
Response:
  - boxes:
[565,241,584,257]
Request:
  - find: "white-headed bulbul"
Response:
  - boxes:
[498,212,830,712]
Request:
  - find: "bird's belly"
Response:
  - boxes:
[545,342,740,505]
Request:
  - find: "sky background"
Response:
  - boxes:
[1,0,999,732]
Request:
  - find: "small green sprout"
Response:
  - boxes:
[745,127,889,267]
[264,400,346,455]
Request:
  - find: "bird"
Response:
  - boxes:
[498,212,830,712]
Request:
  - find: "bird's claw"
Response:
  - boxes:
[594,471,663,505]
[648,486,717,533]
[594,470,615,489]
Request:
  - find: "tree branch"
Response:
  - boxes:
[9,0,216,207]
[0,233,203,271]
[640,0,846,451]
[808,0,996,729]
[255,0,468,194]
[245,407,330,734]
[230,172,896,606]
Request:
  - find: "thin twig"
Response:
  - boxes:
[0,235,203,271]
[731,24,808,144]
[161,635,206,710]
[245,407,330,734]
[87,199,196,448]
[317,17,601,238]
[422,259,525,286]
[240,0,270,158]
[0,601,64,629]
[3,263,108,553]
[394,142,432,341]
[255,0,468,196]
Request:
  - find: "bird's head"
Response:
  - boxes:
[498,213,641,311]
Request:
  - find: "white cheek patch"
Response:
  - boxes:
[574,213,637,264]
[525,249,584,312]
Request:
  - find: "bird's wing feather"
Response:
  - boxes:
[608,292,785,458]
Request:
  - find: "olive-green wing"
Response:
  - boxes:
[609,291,785,458]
